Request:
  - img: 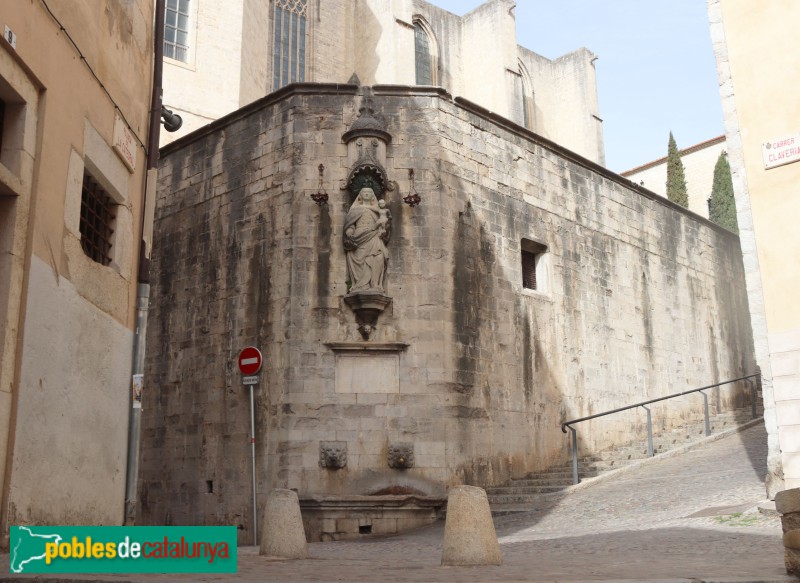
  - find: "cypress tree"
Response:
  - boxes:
[709,151,738,234]
[666,132,689,208]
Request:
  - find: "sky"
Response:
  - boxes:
[428,0,724,173]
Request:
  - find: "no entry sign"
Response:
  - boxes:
[238,347,262,546]
[238,346,263,375]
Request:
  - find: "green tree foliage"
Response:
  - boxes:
[666,132,689,208]
[709,151,738,234]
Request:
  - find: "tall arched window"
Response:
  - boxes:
[273,0,307,91]
[517,63,534,130]
[413,19,436,85]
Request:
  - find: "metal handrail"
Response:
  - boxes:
[560,373,761,485]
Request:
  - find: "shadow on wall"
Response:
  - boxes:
[444,135,570,486]
[138,118,272,539]
[355,4,382,85]
[437,97,758,487]
[712,228,761,480]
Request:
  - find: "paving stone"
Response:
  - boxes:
[489,407,764,507]
[0,423,791,582]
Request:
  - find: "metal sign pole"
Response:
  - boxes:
[249,383,257,546]
[237,346,263,547]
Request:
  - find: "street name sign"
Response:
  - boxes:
[762,132,800,170]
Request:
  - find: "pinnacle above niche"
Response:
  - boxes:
[343,88,391,144]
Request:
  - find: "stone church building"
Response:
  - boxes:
[160,0,604,165]
[139,0,755,542]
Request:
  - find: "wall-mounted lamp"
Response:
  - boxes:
[161,106,183,132]
[310,164,329,206]
[403,169,421,207]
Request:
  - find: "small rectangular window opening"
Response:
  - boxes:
[80,171,116,266]
[521,239,548,292]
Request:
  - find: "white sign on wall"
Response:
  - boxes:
[113,114,137,172]
[132,374,143,409]
[4,25,16,49]
[762,132,800,170]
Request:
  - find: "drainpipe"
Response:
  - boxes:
[125,0,165,524]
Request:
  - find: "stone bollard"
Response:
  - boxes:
[776,488,800,574]
[441,485,502,566]
[259,489,308,559]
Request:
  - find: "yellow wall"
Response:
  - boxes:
[0,0,153,536]
[712,0,800,494]
[721,1,800,333]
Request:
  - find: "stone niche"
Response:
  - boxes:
[299,495,445,542]
[341,89,394,340]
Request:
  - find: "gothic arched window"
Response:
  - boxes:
[414,19,436,86]
[516,63,534,130]
[273,0,308,91]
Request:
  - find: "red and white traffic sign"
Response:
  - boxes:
[238,346,263,375]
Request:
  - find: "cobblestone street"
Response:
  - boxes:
[2,423,795,582]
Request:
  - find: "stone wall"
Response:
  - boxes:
[139,85,754,542]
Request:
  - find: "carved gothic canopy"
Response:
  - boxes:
[343,90,392,201]
[347,158,388,200]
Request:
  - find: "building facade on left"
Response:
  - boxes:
[0,0,157,544]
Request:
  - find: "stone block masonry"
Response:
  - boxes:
[138,84,755,543]
[776,487,800,574]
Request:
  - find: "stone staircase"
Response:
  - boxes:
[488,403,763,510]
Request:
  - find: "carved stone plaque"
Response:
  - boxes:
[334,354,399,394]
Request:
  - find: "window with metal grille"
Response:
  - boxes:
[80,172,116,266]
[414,22,432,85]
[164,0,191,62]
[522,250,537,290]
[272,0,307,91]
[521,239,548,292]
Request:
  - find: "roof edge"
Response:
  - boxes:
[621,135,726,176]
[159,86,738,240]
[159,83,360,156]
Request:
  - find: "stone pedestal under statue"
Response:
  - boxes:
[344,291,391,339]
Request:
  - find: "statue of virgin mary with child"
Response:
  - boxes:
[343,187,391,294]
